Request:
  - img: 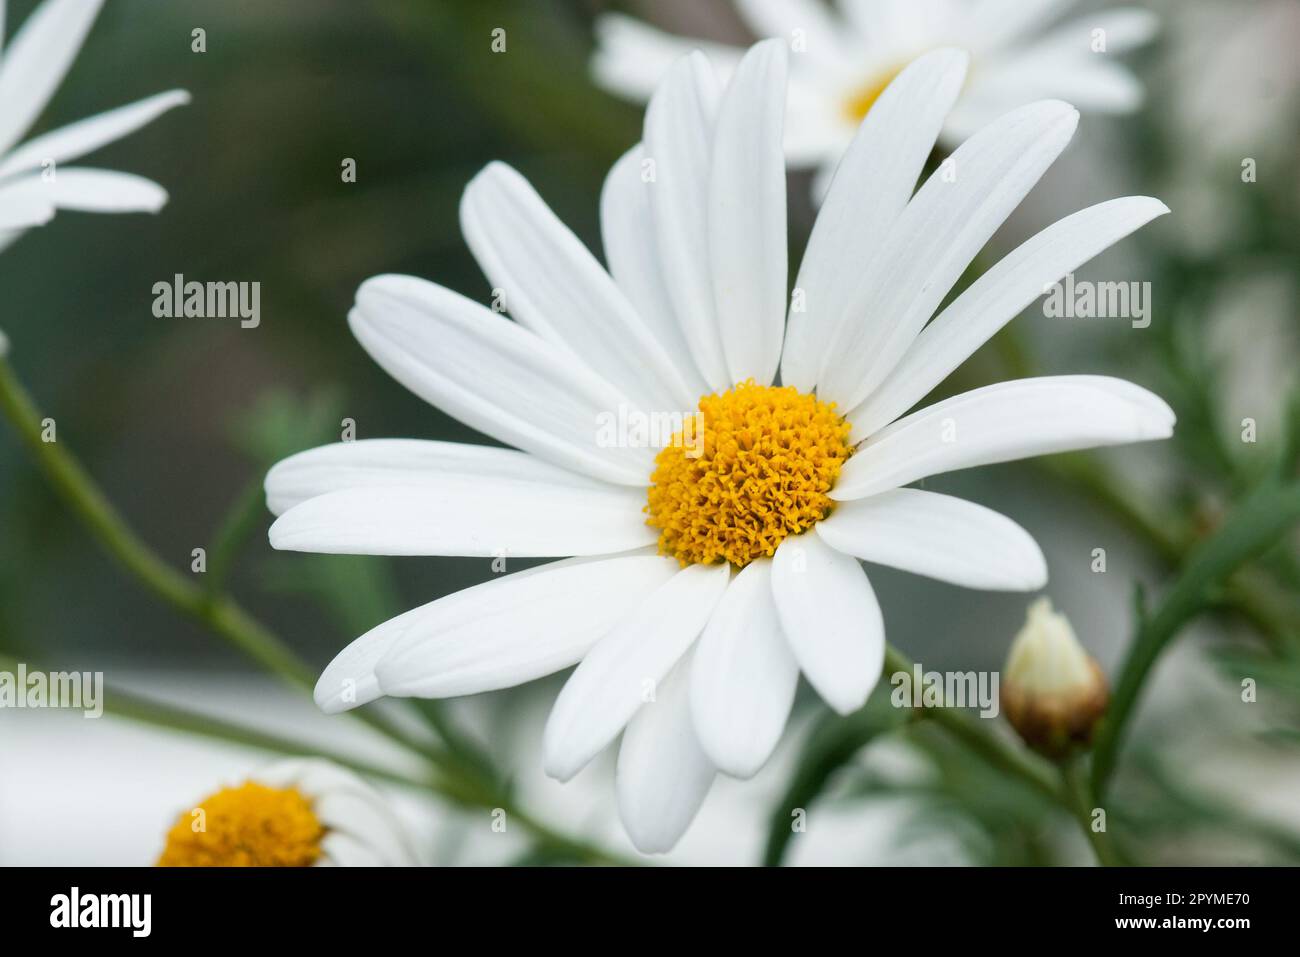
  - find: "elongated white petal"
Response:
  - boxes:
[818,101,1080,411]
[319,553,677,712]
[350,274,651,485]
[319,832,384,867]
[0,0,104,155]
[39,167,168,213]
[849,196,1170,435]
[313,791,414,866]
[708,39,787,386]
[460,161,694,415]
[265,438,604,516]
[0,180,54,229]
[817,488,1047,590]
[781,49,968,392]
[643,51,730,391]
[617,656,715,854]
[543,562,729,782]
[601,145,710,396]
[834,376,1176,501]
[771,533,884,715]
[734,0,854,72]
[0,89,189,178]
[591,13,742,103]
[268,479,652,557]
[689,559,798,778]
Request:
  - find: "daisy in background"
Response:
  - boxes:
[593,0,1157,194]
[157,758,417,866]
[0,0,189,251]
[266,41,1172,853]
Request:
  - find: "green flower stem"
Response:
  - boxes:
[883,644,1125,864]
[1091,478,1300,796]
[0,357,635,866]
[1041,453,1300,644]
[0,356,431,760]
[1063,757,1127,867]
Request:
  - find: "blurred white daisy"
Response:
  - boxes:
[593,0,1157,193]
[266,43,1172,853]
[0,0,189,251]
[156,758,417,866]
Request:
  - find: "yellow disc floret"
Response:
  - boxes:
[647,381,852,568]
[157,781,325,867]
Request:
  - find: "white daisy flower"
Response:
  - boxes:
[266,42,1173,853]
[0,0,189,251]
[156,758,417,866]
[593,0,1157,193]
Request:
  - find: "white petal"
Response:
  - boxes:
[319,832,384,867]
[460,161,694,415]
[0,0,104,155]
[265,438,604,516]
[734,0,855,73]
[349,274,652,485]
[689,559,798,778]
[543,562,729,782]
[771,533,884,715]
[313,791,414,867]
[316,552,677,712]
[848,196,1170,435]
[817,100,1079,411]
[268,478,653,557]
[0,180,54,229]
[643,51,731,391]
[708,39,788,386]
[834,376,1176,501]
[591,13,742,103]
[781,48,969,392]
[817,488,1047,590]
[0,89,189,179]
[617,657,716,855]
[37,167,168,213]
[601,145,710,396]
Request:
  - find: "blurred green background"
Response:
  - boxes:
[1,0,1298,865]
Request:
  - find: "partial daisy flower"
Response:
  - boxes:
[156,758,417,867]
[593,0,1157,194]
[266,42,1173,853]
[0,0,189,251]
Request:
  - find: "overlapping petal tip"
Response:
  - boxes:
[689,559,798,778]
[542,562,729,782]
[617,656,716,854]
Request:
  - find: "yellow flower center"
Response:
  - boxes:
[842,66,905,123]
[157,781,325,867]
[646,381,852,568]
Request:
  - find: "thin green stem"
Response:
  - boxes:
[881,644,1126,865]
[1091,479,1300,796]
[1062,759,1126,866]
[0,357,633,866]
[0,357,431,757]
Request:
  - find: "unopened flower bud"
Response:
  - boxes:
[1002,598,1108,758]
